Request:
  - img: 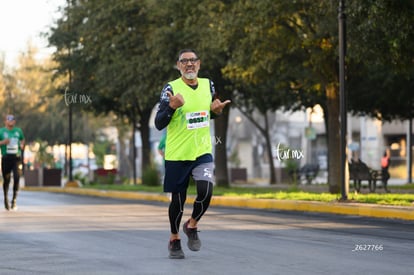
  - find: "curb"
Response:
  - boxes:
[211,196,414,221]
[23,187,414,221]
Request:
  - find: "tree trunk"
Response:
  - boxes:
[139,111,152,174]
[117,132,129,179]
[326,83,341,193]
[214,110,230,187]
[129,123,137,184]
[263,113,276,184]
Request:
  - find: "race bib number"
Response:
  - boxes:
[186,111,209,129]
[6,138,18,154]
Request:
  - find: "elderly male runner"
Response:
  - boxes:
[155,49,230,259]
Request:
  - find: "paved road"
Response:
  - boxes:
[1,191,414,275]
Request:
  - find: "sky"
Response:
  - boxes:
[0,0,66,68]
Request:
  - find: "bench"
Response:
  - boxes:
[297,163,319,184]
[348,160,387,192]
[372,169,390,193]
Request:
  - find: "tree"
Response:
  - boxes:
[48,0,236,185]
[220,0,334,187]
[346,0,414,121]
[46,0,413,191]
[346,0,414,183]
[48,0,164,181]
[12,44,99,145]
[223,0,299,184]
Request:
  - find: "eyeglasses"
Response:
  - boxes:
[178,58,199,65]
[6,115,15,121]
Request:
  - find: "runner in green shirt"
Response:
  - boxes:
[0,114,25,210]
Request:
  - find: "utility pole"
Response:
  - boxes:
[338,0,348,200]
[67,0,74,183]
[408,118,413,183]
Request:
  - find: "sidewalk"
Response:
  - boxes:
[23,185,414,222]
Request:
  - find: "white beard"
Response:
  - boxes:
[182,72,197,80]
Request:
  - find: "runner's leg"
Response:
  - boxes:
[2,159,11,209]
[12,157,20,202]
[169,189,187,239]
[191,180,213,221]
[189,162,214,226]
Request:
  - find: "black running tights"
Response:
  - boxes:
[169,180,213,234]
[2,156,20,201]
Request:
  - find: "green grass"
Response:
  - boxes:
[82,183,414,206]
[346,193,414,206]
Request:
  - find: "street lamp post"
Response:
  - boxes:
[67,0,73,183]
[338,0,348,200]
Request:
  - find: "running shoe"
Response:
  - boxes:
[11,200,17,211]
[168,239,185,259]
[183,220,201,251]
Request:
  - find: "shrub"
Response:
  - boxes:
[142,165,161,186]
